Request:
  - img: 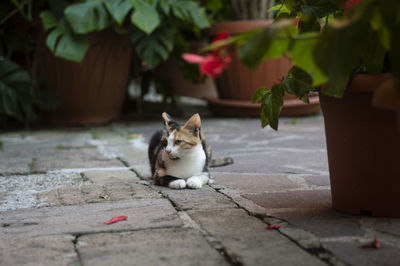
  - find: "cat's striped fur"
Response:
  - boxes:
[148,112,232,189]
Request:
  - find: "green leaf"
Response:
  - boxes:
[283,66,315,103]
[104,0,133,25]
[54,34,89,62]
[263,84,284,130]
[300,0,339,18]
[0,82,18,117]
[238,20,297,70]
[169,1,209,29]
[40,11,58,31]
[289,33,327,85]
[251,87,268,103]
[64,2,109,34]
[314,8,373,97]
[131,26,174,69]
[363,31,386,73]
[131,0,160,34]
[298,14,321,33]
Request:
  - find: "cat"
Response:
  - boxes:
[148,112,233,189]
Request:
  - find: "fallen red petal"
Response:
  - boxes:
[104,215,128,225]
[266,224,281,230]
[361,235,381,249]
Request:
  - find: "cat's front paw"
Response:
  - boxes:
[169,179,186,189]
[187,175,208,189]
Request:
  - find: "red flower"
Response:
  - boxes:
[212,32,230,43]
[182,32,232,78]
[182,53,231,78]
[294,18,300,27]
[344,0,362,13]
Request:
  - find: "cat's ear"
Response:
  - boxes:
[162,112,172,124]
[184,113,201,136]
[162,112,175,131]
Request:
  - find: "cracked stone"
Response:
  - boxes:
[188,208,327,266]
[78,228,229,266]
[0,234,78,266]
[0,199,181,237]
[157,185,237,211]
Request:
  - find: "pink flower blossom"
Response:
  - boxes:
[182,32,232,78]
[182,53,231,78]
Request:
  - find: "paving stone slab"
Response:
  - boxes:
[322,241,400,266]
[157,185,237,211]
[374,219,400,237]
[188,208,327,266]
[0,234,78,266]
[33,147,125,172]
[82,170,141,184]
[77,228,229,266]
[40,182,160,206]
[0,199,181,236]
[242,189,331,212]
[0,172,89,211]
[275,208,366,238]
[211,172,301,193]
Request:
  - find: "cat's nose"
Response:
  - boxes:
[165,148,171,154]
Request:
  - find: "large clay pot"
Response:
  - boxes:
[39,30,132,125]
[320,73,400,217]
[207,20,321,117]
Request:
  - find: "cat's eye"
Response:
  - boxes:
[174,140,182,145]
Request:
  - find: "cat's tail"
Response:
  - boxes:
[209,157,234,168]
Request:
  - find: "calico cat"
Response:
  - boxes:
[148,112,232,189]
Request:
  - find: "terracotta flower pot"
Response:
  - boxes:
[320,73,400,217]
[207,20,321,117]
[39,30,132,125]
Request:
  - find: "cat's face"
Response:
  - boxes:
[162,112,201,160]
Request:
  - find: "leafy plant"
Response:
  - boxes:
[0,0,60,126]
[205,0,399,130]
[40,0,210,69]
[0,59,59,125]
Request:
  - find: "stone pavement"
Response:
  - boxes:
[0,116,400,266]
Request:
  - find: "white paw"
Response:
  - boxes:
[186,178,202,189]
[169,179,186,189]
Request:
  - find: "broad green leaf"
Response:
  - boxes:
[251,87,268,103]
[260,107,269,128]
[289,34,327,85]
[40,11,58,31]
[300,0,338,17]
[104,0,133,25]
[239,20,296,70]
[263,84,284,130]
[363,30,386,73]
[65,2,109,34]
[131,0,160,34]
[268,4,289,13]
[0,83,18,117]
[170,1,210,29]
[298,14,321,33]
[314,8,373,97]
[46,27,63,52]
[131,26,174,69]
[54,34,89,62]
[283,66,314,103]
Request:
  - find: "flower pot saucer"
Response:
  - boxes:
[206,95,321,117]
